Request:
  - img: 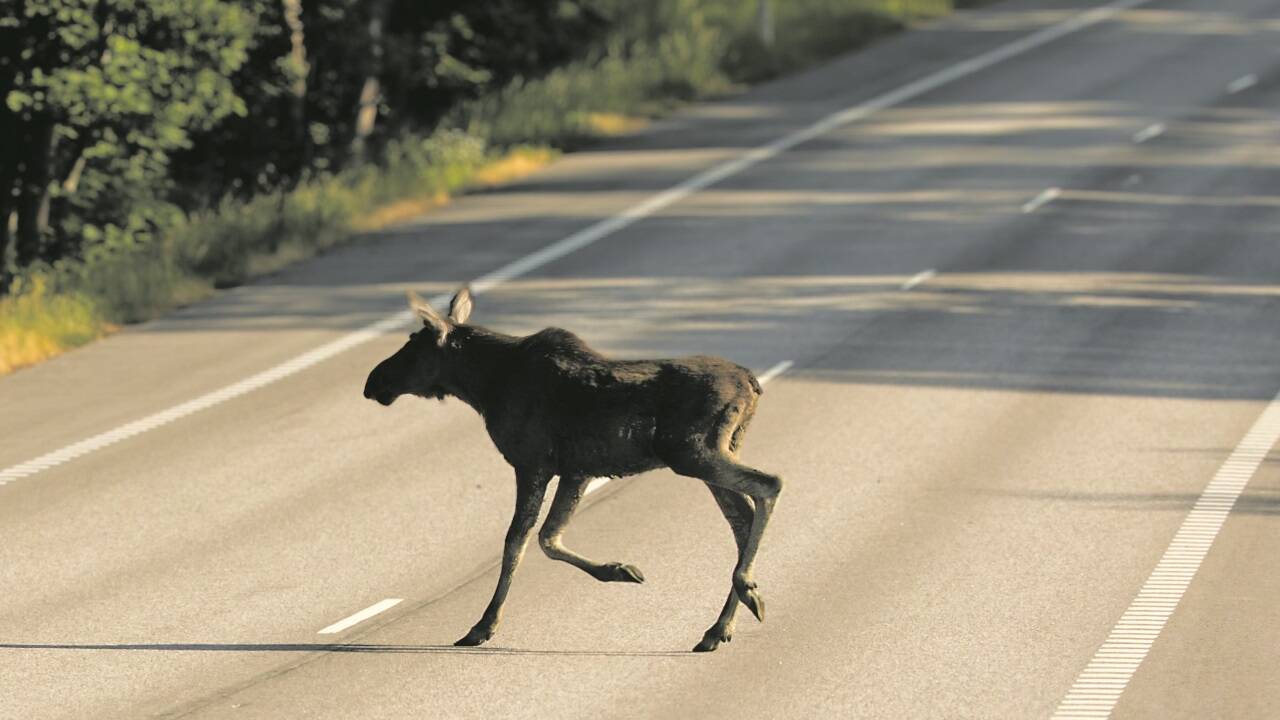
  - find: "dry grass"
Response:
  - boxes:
[472,146,560,188]
[582,113,650,137]
[0,277,114,374]
[351,192,454,233]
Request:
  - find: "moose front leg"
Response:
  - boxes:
[539,474,645,584]
[455,468,550,647]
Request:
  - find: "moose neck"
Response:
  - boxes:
[437,326,514,417]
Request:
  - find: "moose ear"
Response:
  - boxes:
[449,286,473,325]
[407,289,450,345]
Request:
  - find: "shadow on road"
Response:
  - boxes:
[959,486,1280,516]
[0,642,691,657]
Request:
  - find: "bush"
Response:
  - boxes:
[453,12,731,147]
[170,129,489,288]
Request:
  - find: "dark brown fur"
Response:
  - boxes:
[364,288,781,652]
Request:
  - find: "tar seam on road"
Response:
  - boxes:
[1022,187,1062,214]
[1051,389,1280,719]
[317,599,403,635]
[0,0,1154,489]
[584,359,794,498]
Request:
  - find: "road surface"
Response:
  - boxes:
[2,0,1279,717]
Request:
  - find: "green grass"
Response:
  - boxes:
[719,0,949,82]
[0,0,969,375]
[455,13,733,147]
[173,129,492,289]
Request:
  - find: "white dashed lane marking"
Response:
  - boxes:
[901,269,936,291]
[317,598,404,635]
[755,360,795,386]
[1132,122,1165,143]
[1021,187,1061,214]
[1227,73,1257,94]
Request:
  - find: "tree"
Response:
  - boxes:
[0,0,254,291]
[281,0,308,163]
[349,0,389,163]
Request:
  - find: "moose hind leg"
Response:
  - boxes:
[694,486,754,653]
[722,460,781,623]
[538,474,644,584]
[456,468,549,647]
[674,453,780,624]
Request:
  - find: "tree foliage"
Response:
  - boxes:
[0,0,608,292]
[0,0,254,284]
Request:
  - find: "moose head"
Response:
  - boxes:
[363,287,473,406]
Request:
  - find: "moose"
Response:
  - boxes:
[363,287,782,652]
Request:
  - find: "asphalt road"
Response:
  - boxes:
[3,1,1280,717]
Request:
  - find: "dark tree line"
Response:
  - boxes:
[0,0,610,294]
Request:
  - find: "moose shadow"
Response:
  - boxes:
[0,642,690,658]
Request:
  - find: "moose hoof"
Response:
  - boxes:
[693,626,732,653]
[596,562,645,584]
[735,582,765,622]
[454,626,493,647]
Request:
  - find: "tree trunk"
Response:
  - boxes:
[38,146,88,263]
[0,135,15,295]
[15,117,55,268]
[281,0,309,171]
[756,0,775,48]
[350,0,391,164]
[0,208,12,296]
[0,24,20,293]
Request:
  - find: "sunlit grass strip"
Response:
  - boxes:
[0,278,112,374]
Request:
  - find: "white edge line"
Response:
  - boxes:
[1227,73,1257,94]
[0,0,1153,489]
[1051,389,1280,719]
[1131,122,1165,143]
[586,359,794,497]
[901,269,937,291]
[317,598,403,635]
[1021,186,1062,214]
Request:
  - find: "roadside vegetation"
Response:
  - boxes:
[0,0,957,374]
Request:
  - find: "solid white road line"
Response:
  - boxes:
[1021,187,1061,214]
[1052,389,1280,719]
[0,311,412,488]
[585,359,795,497]
[317,598,403,635]
[0,0,1152,489]
[1227,73,1257,94]
[1131,122,1165,143]
[901,269,936,291]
